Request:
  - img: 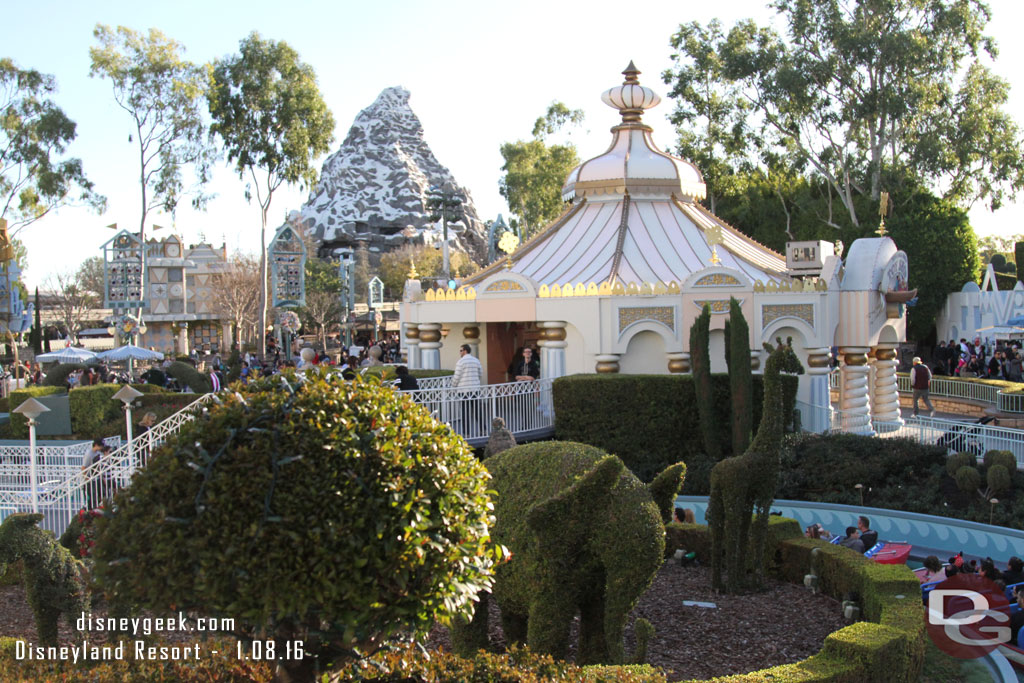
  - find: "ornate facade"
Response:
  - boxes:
[400,64,911,433]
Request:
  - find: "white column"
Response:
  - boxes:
[463,325,481,360]
[418,323,442,370]
[539,321,567,379]
[839,347,874,435]
[801,347,833,434]
[870,345,903,425]
[404,324,420,369]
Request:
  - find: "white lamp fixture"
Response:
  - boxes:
[112,385,144,405]
[13,398,51,514]
[113,385,145,476]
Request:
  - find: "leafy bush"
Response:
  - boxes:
[93,369,502,681]
[955,465,982,493]
[163,360,212,393]
[7,386,64,438]
[40,362,94,387]
[988,464,1012,495]
[946,451,976,478]
[984,449,1017,472]
[67,384,164,438]
[553,373,796,489]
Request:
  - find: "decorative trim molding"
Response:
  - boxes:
[618,306,675,334]
[762,303,814,329]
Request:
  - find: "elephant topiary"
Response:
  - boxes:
[454,441,685,664]
[0,513,89,646]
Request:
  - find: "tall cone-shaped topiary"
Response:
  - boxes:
[689,304,719,461]
[725,298,752,456]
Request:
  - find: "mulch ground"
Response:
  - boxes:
[2,561,847,681]
[427,561,847,681]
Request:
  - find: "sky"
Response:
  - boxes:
[7,0,1024,290]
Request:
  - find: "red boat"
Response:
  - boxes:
[865,541,912,565]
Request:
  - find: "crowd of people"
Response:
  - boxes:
[931,337,1024,380]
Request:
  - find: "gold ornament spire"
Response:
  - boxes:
[706,224,724,266]
[876,191,889,236]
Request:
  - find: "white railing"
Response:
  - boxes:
[402,378,555,444]
[386,374,452,390]
[0,437,121,489]
[798,399,1024,469]
[830,370,1023,412]
[0,393,217,537]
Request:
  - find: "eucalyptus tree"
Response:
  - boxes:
[665,0,1024,229]
[208,32,335,357]
[1,58,103,233]
[499,102,583,238]
[90,25,215,317]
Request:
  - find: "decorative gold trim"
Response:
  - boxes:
[873,348,897,361]
[544,327,567,341]
[618,306,675,333]
[668,358,689,373]
[596,360,620,373]
[694,299,730,314]
[418,329,441,343]
[761,303,814,329]
[484,279,526,293]
[694,273,741,287]
[586,282,599,296]
[806,354,831,368]
[405,327,420,340]
[539,284,550,298]
[463,326,480,340]
[844,353,869,366]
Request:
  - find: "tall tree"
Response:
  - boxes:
[46,270,99,341]
[666,0,1024,230]
[499,102,583,238]
[90,25,215,317]
[378,243,474,296]
[664,20,752,214]
[210,253,261,348]
[208,32,335,358]
[76,256,105,299]
[1,59,103,233]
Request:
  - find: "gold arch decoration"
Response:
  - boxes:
[626,282,640,295]
[654,281,668,295]
[612,281,626,296]
[639,282,654,296]
[586,282,599,296]
[551,284,562,297]
[539,284,550,298]
[562,283,575,297]
[599,281,613,296]
[574,283,587,296]
[667,281,681,294]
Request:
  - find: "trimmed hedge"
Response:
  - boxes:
[554,374,797,488]
[40,362,96,388]
[664,521,925,683]
[164,361,212,393]
[7,386,64,438]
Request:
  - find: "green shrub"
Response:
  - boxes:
[988,464,1012,495]
[665,516,801,571]
[93,369,501,681]
[553,373,795,488]
[955,465,982,493]
[226,346,242,382]
[0,560,20,586]
[468,441,683,664]
[66,384,162,438]
[40,362,92,387]
[984,449,1017,472]
[947,451,977,478]
[7,386,64,438]
[164,360,212,393]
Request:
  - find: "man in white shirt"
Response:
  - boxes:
[452,344,483,434]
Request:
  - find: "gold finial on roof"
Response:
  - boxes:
[876,191,889,236]
[706,224,724,266]
[407,257,419,279]
[622,60,640,84]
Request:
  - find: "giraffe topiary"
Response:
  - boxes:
[708,338,803,593]
[724,297,753,456]
[689,303,720,460]
[0,513,89,646]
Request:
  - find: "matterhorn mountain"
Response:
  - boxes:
[298,86,487,262]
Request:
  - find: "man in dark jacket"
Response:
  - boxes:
[910,357,935,417]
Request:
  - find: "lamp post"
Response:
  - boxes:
[13,397,51,513]
[426,185,464,283]
[113,385,144,475]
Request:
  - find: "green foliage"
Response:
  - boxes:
[553,373,794,489]
[689,303,719,460]
[499,102,583,238]
[90,25,214,228]
[709,340,804,594]
[164,360,212,393]
[0,59,103,231]
[631,619,655,665]
[40,362,89,387]
[208,31,335,357]
[947,451,977,478]
[983,449,1016,472]
[955,465,982,493]
[646,462,687,523]
[725,298,752,455]
[470,442,680,664]
[379,243,475,294]
[30,289,41,354]
[987,464,1012,496]
[300,256,343,350]
[0,513,88,646]
[1017,243,1024,281]
[349,643,668,682]
[7,385,63,438]
[361,365,453,381]
[66,383,163,438]
[226,346,241,382]
[93,369,501,678]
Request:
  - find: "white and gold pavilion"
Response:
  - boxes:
[399,63,912,433]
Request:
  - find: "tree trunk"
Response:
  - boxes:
[259,207,268,360]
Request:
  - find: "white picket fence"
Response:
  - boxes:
[0,393,218,537]
[0,437,121,490]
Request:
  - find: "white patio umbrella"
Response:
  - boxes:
[97,344,165,362]
[35,346,98,363]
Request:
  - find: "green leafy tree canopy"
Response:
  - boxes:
[208,32,335,357]
[499,102,583,239]
[1,58,104,232]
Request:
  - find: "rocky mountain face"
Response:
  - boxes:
[297,86,487,263]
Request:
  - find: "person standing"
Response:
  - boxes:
[911,357,936,417]
[508,346,540,381]
[452,344,483,434]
